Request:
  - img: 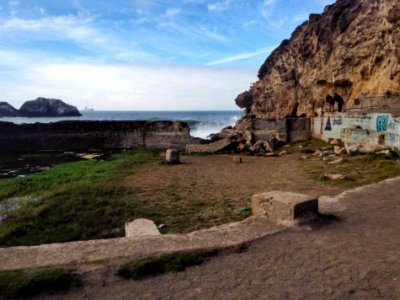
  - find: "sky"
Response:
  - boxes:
[0,0,335,110]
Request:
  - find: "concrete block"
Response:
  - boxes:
[125,218,160,237]
[166,149,180,164]
[232,156,243,163]
[251,191,318,221]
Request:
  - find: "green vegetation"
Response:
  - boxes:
[116,250,219,280]
[299,152,400,188]
[0,150,159,246]
[0,149,250,247]
[0,268,80,298]
[0,150,156,200]
[302,138,330,151]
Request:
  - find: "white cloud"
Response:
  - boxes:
[208,0,233,12]
[206,46,276,65]
[243,20,257,28]
[0,50,257,110]
[261,0,277,19]
[0,15,156,63]
[0,15,100,44]
[166,8,181,17]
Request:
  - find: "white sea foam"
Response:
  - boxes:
[190,114,240,139]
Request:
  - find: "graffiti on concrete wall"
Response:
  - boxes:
[325,117,332,131]
[376,115,389,132]
[333,118,343,126]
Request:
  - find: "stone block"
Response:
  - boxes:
[251,191,318,221]
[125,218,160,237]
[166,149,180,164]
[232,156,243,163]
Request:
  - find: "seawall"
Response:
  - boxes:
[0,120,194,153]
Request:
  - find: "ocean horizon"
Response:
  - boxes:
[0,110,243,139]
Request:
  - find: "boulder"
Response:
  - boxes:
[334,146,347,155]
[330,139,344,147]
[125,219,160,237]
[19,97,81,117]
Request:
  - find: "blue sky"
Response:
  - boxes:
[0,0,334,110]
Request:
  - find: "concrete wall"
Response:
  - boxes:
[0,120,193,153]
[287,118,312,143]
[313,112,400,151]
[240,117,310,144]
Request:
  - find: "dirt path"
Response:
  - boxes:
[119,153,344,233]
[125,153,344,198]
[49,177,400,300]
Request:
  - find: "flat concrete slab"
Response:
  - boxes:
[251,191,318,221]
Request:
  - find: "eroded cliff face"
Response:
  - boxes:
[237,0,400,118]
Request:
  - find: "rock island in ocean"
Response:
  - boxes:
[0,97,81,117]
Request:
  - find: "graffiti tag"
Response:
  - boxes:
[376,115,389,132]
[333,118,343,126]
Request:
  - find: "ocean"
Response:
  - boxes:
[0,110,243,139]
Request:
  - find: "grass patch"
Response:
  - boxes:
[0,150,159,247]
[0,268,80,298]
[116,249,219,280]
[299,153,400,188]
[0,150,157,200]
[302,138,329,151]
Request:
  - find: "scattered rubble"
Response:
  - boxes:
[324,174,347,181]
[232,156,243,163]
[328,158,344,165]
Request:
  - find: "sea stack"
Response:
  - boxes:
[235,0,400,119]
[19,97,81,117]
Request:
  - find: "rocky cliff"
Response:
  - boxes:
[0,102,20,117]
[236,0,400,118]
[19,98,81,117]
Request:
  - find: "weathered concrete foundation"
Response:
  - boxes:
[251,191,318,222]
[0,120,194,153]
